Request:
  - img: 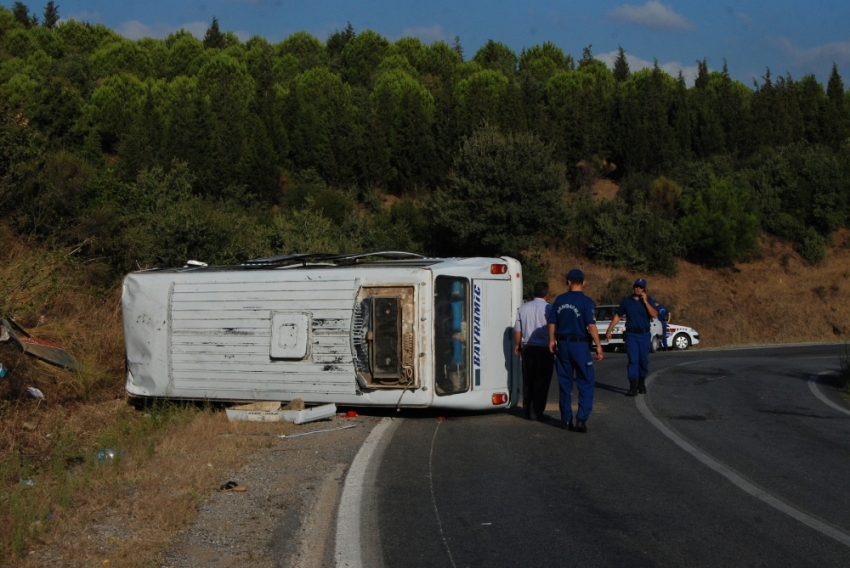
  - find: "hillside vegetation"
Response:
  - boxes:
[0,4,849,289]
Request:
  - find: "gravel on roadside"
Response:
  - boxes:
[160,414,385,568]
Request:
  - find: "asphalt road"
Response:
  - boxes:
[372,344,850,567]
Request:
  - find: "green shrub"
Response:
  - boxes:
[587,202,681,275]
[796,227,826,264]
[427,124,568,258]
[678,176,758,265]
[597,275,632,305]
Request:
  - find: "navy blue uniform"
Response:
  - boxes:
[617,295,656,382]
[547,291,597,424]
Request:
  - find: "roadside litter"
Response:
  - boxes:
[0,362,6,378]
[279,424,356,438]
[20,479,34,486]
[27,387,44,399]
[95,448,125,461]
[218,480,247,492]
[225,400,336,424]
[1,317,79,370]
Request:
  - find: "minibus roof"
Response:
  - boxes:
[135,251,461,273]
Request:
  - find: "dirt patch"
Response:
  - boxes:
[591,179,619,201]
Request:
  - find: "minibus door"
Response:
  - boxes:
[472,279,516,399]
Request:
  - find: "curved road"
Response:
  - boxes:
[354,344,850,567]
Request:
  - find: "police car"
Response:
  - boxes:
[593,305,665,352]
[664,324,700,350]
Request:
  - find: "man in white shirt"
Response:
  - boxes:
[514,282,554,421]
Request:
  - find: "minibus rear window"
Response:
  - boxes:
[434,277,470,395]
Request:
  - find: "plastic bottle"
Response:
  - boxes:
[0,363,5,378]
[96,448,116,461]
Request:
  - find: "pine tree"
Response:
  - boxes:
[327,22,355,62]
[119,89,163,180]
[12,2,33,27]
[43,1,59,29]
[452,36,464,61]
[579,44,593,67]
[613,46,630,82]
[203,16,225,50]
[825,63,849,148]
[694,59,709,90]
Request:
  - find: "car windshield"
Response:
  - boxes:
[594,306,619,321]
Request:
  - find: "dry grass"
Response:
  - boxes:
[2,399,296,567]
[546,229,850,347]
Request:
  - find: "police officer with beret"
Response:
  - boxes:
[606,278,657,396]
[547,269,603,433]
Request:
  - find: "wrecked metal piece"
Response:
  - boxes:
[1,317,79,370]
[27,387,44,399]
[225,403,337,424]
[279,424,356,438]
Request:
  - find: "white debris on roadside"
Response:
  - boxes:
[225,402,337,424]
[279,424,357,438]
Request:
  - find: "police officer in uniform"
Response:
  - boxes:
[547,269,604,433]
[606,278,657,396]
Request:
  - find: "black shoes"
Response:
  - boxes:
[627,381,638,396]
[638,377,647,394]
[574,419,588,433]
[559,419,587,433]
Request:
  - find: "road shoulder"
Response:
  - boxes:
[161,415,383,568]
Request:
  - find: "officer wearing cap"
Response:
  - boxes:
[606,278,657,396]
[547,269,603,433]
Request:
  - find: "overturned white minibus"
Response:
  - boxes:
[122,252,523,410]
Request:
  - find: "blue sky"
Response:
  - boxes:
[10,1,850,86]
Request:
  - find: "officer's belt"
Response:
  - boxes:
[556,335,588,342]
[625,328,650,334]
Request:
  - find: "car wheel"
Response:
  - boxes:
[673,333,691,350]
[650,335,659,353]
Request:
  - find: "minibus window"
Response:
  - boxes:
[434,277,470,395]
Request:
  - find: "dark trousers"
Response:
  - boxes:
[625,332,650,381]
[555,342,595,423]
[521,345,554,419]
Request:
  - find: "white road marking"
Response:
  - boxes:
[429,419,457,568]
[809,372,850,416]
[638,362,850,549]
[335,418,397,568]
